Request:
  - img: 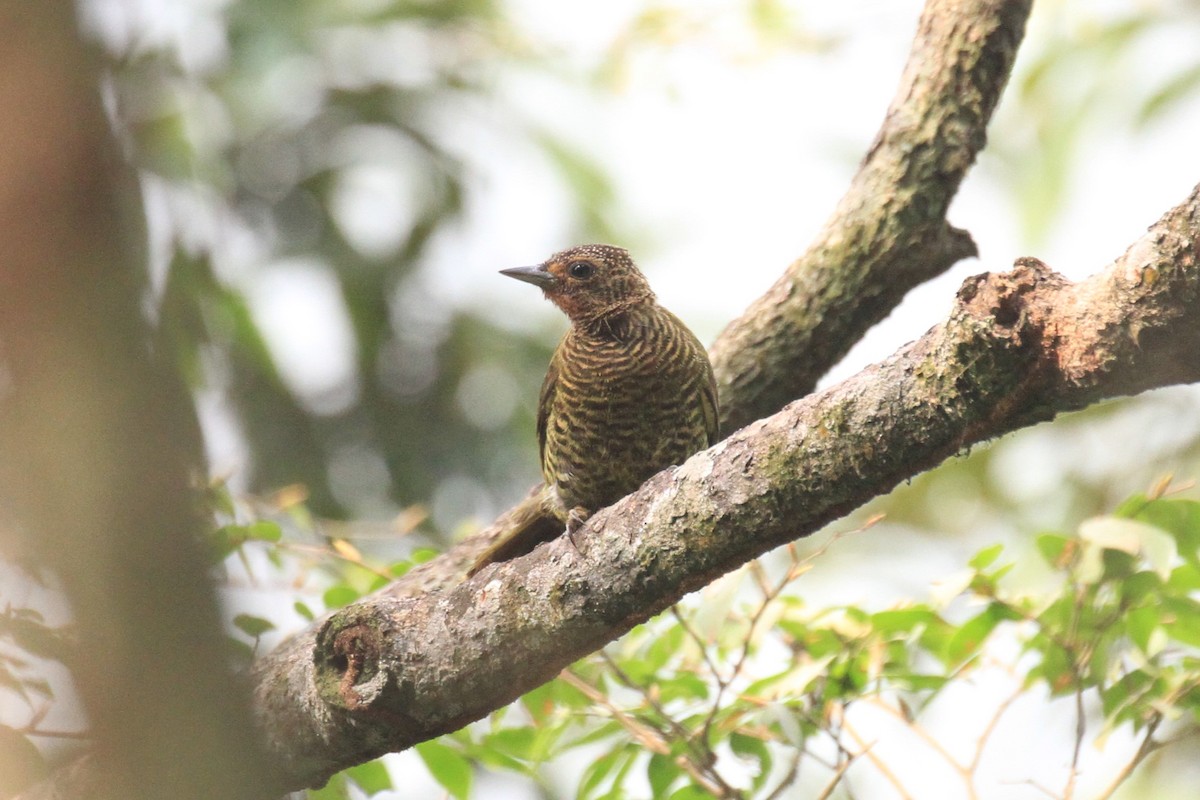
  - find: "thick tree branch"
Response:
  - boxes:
[254,185,1200,790]
[711,0,1031,432]
[354,0,1036,600]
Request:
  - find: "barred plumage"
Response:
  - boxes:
[469,244,718,575]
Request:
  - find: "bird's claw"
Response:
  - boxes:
[565,507,590,555]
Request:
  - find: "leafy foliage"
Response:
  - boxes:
[295,488,1200,799]
[97,0,613,530]
[993,4,1200,244]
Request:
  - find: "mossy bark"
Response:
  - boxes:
[254,184,1200,790]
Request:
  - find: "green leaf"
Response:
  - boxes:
[898,673,951,693]
[1161,597,1200,648]
[640,624,685,674]
[247,520,283,542]
[415,740,473,800]
[1126,606,1162,656]
[602,747,638,800]
[0,610,70,661]
[647,752,679,798]
[294,601,315,621]
[345,759,393,794]
[871,606,940,635]
[226,636,255,665]
[410,548,439,564]
[969,543,1005,570]
[306,774,348,800]
[206,480,238,518]
[485,726,537,761]
[577,748,624,800]
[729,732,773,790]
[1035,533,1075,569]
[1168,563,1200,592]
[945,603,1017,665]
[563,720,623,752]
[1100,669,1158,728]
[232,614,275,638]
[1027,639,1076,696]
[669,786,716,800]
[1119,571,1162,605]
[323,585,360,609]
[1127,498,1200,567]
[1113,493,1151,518]
[1099,548,1139,582]
[1138,62,1200,127]
[656,671,710,703]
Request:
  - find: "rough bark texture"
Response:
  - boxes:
[379,0,1036,599]
[239,0,1198,791]
[253,185,1200,790]
[711,0,1032,432]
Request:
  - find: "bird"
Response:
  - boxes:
[467,244,719,576]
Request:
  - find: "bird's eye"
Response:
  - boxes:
[568,261,595,279]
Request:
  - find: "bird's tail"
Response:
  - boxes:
[466,487,563,577]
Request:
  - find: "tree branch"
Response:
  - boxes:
[711,0,1032,432]
[354,0,1035,600]
[253,183,1200,789]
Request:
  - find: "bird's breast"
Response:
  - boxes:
[541,308,712,512]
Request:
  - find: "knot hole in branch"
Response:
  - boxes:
[956,256,1055,332]
[315,616,388,711]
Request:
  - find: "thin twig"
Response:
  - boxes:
[815,752,856,800]
[559,669,671,755]
[1063,674,1087,799]
[763,750,805,800]
[1093,715,1162,800]
[966,686,1024,797]
[865,696,965,773]
[598,651,713,765]
[670,605,724,679]
[560,669,740,798]
[274,540,395,582]
[839,717,915,800]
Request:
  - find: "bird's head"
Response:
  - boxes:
[501,244,654,323]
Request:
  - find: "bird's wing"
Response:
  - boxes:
[701,363,720,446]
[536,351,560,479]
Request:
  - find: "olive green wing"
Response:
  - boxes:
[536,352,560,481]
[701,363,720,446]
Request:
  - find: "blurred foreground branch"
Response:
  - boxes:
[0,4,276,799]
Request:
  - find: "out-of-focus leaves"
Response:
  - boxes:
[994,10,1200,243]
[0,608,71,664]
[344,759,393,795]
[415,740,473,800]
[232,613,276,639]
[1137,61,1200,127]
[417,490,1200,799]
[322,585,360,609]
[99,0,620,538]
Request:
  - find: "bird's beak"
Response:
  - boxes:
[500,264,557,289]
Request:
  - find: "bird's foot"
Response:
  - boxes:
[565,507,590,555]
